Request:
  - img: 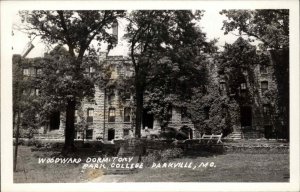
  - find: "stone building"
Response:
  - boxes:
[13,24,283,141]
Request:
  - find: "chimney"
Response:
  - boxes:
[112,20,118,44]
[22,42,35,58]
[99,52,107,62]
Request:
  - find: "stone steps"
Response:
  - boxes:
[226,132,243,140]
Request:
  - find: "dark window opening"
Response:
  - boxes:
[180,126,193,139]
[204,106,210,120]
[123,129,129,137]
[124,107,131,122]
[260,65,268,74]
[108,108,116,122]
[264,125,275,139]
[23,68,29,76]
[87,108,94,123]
[241,67,248,75]
[263,104,271,124]
[108,129,115,141]
[240,82,247,90]
[86,129,93,140]
[181,107,189,122]
[240,106,252,127]
[123,90,131,100]
[49,111,60,130]
[263,104,271,116]
[108,92,115,104]
[142,109,154,129]
[261,81,268,93]
[167,106,172,122]
[219,82,226,92]
[221,105,228,118]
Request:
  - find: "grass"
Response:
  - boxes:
[14,146,104,183]
[14,145,289,183]
[119,153,289,182]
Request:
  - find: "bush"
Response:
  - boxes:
[13,128,37,139]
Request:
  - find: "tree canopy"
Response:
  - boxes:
[124,10,217,135]
[18,10,126,151]
[220,9,289,50]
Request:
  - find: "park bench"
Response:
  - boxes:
[200,133,223,144]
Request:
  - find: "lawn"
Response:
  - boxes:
[118,153,289,182]
[14,145,289,183]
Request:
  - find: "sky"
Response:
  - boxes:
[12,10,242,58]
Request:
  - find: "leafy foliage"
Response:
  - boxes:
[220,9,289,49]
[125,10,217,135]
[18,10,125,150]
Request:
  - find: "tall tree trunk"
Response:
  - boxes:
[13,110,21,172]
[63,99,76,152]
[135,82,144,138]
[269,49,289,141]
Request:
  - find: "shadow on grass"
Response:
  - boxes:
[182,144,225,158]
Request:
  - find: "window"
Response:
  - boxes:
[123,129,129,137]
[108,92,115,103]
[221,105,228,118]
[112,20,118,42]
[167,106,172,121]
[123,90,131,100]
[263,104,271,116]
[261,81,268,93]
[29,68,36,76]
[87,108,94,123]
[241,82,247,90]
[23,68,29,76]
[86,129,93,140]
[108,108,116,122]
[75,110,78,123]
[260,65,268,74]
[124,107,131,122]
[219,82,226,92]
[241,67,248,75]
[35,88,40,96]
[85,66,95,77]
[204,106,210,120]
[36,68,42,75]
[181,107,189,122]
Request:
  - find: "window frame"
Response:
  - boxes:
[108,107,116,122]
[261,81,269,93]
[87,108,94,123]
[124,107,131,122]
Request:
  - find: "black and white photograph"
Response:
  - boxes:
[1,1,299,192]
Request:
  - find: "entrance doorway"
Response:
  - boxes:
[142,109,154,129]
[49,111,60,130]
[240,106,252,127]
[108,129,115,141]
[180,126,193,139]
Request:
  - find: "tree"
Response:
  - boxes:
[220,9,289,140]
[19,10,126,152]
[220,10,289,49]
[124,10,216,137]
[13,55,46,171]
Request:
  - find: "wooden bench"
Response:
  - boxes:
[200,133,223,144]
